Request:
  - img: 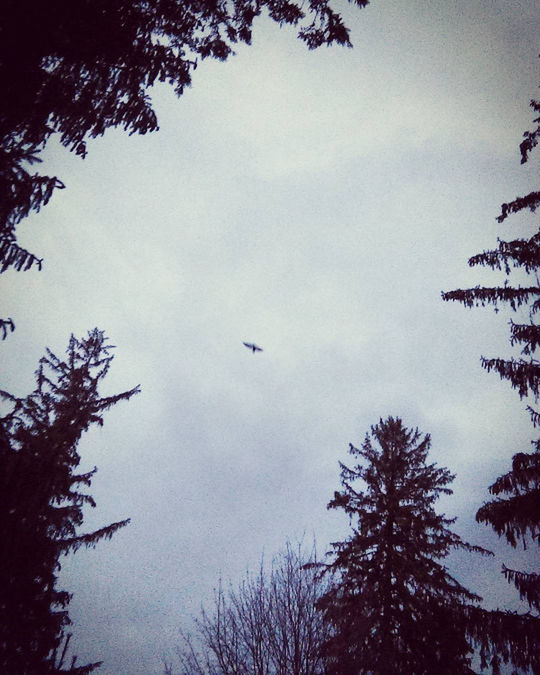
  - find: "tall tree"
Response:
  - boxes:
[170,541,328,674]
[442,93,540,625]
[476,440,539,612]
[442,95,540,424]
[316,417,539,675]
[0,328,139,673]
[0,0,370,296]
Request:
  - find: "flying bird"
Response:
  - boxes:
[243,341,263,353]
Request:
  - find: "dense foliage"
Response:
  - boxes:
[442,94,540,626]
[316,417,490,674]
[316,417,540,674]
[0,0,369,292]
[0,329,139,672]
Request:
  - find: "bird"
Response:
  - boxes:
[243,341,263,353]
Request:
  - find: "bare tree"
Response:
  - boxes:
[266,544,327,675]
[170,541,328,675]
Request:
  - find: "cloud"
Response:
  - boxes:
[2,1,538,672]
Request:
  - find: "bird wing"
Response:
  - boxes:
[243,341,263,352]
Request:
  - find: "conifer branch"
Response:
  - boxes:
[464,606,540,673]
[441,285,540,310]
[480,356,540,399]
[489,449,540,495]
[509,321,540,354]
[57,518,131,555]
[468,233,540,274]
[497,191,540,223]
[502,565,540,611]
[519,99,540,164]
[476,492,539,548]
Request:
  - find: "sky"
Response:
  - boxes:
[1,0,539,672]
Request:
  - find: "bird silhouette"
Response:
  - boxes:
[243,341,263,353]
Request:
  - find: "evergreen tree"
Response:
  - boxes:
[476,439,539,612]
[0,328,139,673]
[442,94,540,627]
[317,417,539,675]
[0,0,370,284]
[441,95,540,423]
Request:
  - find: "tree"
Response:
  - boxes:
[442,94,540,627]
[0,0,370,293]
[316,416,539,675]
[170,541,328,674]
[0,328,139,672]
[475,439,539,612]
[441,96,540,424]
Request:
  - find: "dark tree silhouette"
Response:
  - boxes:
[0,0,370,287]
[316,417,539,675]
[170,541,328,674]
[442,93,540,628]
[0,329,139,672]
[442,95,540,424]
[476,440,539,612]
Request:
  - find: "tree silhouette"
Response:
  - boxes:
[442,95,540,424]
[316,417,539,674]
[0,0,370,287]
[171,541,328,674]
[476,440,539,612]
[442,92,540,632]
[0,329,139,672]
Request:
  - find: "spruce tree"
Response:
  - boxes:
[442,94,540,627]
[0,328,139,673]
[441,96,540,423]
[317,417,539,675]
[476,439,539,612]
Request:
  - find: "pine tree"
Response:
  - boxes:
[442,93,540,628]
[441,96,540,423]
[0,328,139,673]
[317,417,540,675]
[475,438,540,614]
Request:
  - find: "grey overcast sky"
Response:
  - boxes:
[2,0,539,672]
